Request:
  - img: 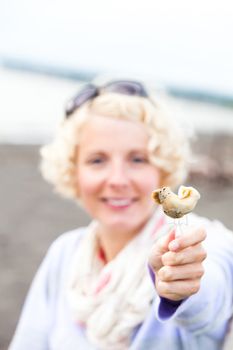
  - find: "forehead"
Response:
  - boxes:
[79,115,149,152]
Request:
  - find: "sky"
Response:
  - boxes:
[0,0,233,96]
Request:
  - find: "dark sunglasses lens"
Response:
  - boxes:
[65,81,148,118]
[65,85,98,117]
[105,81,148,97]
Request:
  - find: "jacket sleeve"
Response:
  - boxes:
[154,219,233,339]
[9,235,67,350]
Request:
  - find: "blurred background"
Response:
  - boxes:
[0,1,233,349]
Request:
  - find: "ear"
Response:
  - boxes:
[151,189,162,204]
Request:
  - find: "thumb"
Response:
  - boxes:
[148,229,176,272]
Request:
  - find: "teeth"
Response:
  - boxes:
[107,199,131,206]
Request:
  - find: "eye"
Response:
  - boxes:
[131,156,148,163]
[87,157,105,165]
[91,158,103,164]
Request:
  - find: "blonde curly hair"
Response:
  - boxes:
[40,88,190,200]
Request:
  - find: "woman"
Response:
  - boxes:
[10,80,233,350]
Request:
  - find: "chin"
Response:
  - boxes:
[93,206,154,233]
[103,216,148,234]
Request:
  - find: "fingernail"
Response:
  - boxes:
[169,240,179,251]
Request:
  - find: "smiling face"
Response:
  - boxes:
[75,115,160,237]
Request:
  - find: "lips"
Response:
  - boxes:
[101,197,137,208]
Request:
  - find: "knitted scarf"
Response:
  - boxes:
[66,209,167,350]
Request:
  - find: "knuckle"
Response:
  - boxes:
[157,268,164,280]
[159,266,173,281]
[194,265,204,279]
[164,266,173,280]
[200,228,207,240]
[196,227,207,240]
[200,248,207,261]
[161,253,170,265]
[157,268,163,280]
[158,280,170,295]
[199,265,205,277]
[175,253,185,265]
[162,252,178,266]
[191,281,200,294]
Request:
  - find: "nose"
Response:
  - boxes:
[107,160,130,188]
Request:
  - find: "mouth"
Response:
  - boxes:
[101,197,138,209]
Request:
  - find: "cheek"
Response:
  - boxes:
[76,169,103,198]
[136,169,160,195]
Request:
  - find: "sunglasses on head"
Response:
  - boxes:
[65,80,149,118]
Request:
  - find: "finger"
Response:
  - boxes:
[156,279,201,300]
[168,226,207,252]
[158,263,205,282]
[162,243,207,266]
[148,229,176,272]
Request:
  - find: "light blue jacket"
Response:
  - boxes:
[9,214,233,350]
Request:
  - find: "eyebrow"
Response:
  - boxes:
[83,149,148,155]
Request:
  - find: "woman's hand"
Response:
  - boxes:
[148,226,207,301]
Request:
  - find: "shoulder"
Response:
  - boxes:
[38,226,89,279]
[45,226,88,263]
[33,226,89,297]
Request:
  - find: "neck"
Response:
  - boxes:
[96,224,145,263]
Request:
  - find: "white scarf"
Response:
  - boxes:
[66,209,168,350]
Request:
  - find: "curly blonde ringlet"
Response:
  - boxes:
[40,91,190,201]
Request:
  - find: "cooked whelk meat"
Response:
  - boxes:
[152,186,201,219]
